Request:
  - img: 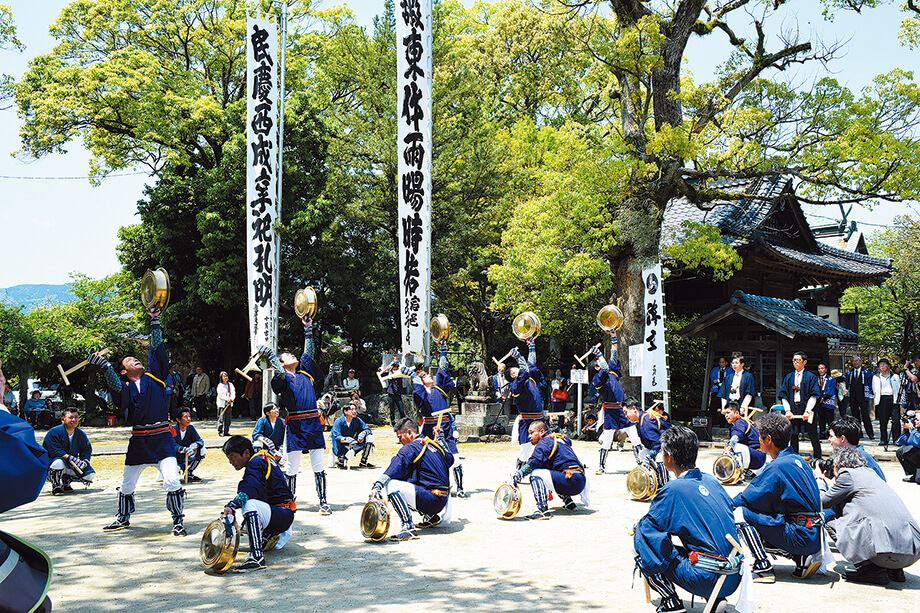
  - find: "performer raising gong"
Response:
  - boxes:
[259,315,332,515]
[507,336,548,470]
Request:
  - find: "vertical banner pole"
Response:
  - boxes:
[641,263,669,407]
[396,0,433,361]
[247,13,281,405]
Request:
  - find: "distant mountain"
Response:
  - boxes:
[0,284,75,312]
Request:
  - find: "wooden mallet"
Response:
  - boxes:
[492,349,514,368]
[67,457,84,476]
[702,533,744,613]
[234,352,262,382]
[574,343,602,368]
[58,348,111,386]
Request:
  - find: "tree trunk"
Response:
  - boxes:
[610,256,646,400]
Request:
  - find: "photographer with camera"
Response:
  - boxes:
[826,416,885,480]
[895,409,920,483]
[899,355,919,414]
[816,446,920,585]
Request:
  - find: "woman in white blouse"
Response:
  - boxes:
[872,358,900,451]
[216,371,236,437]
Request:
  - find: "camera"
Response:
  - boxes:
[812,457,834,479]
[902,409,917,425]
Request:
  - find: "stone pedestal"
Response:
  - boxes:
[456,401,507,439]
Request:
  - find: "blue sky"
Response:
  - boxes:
[0,0,916,287]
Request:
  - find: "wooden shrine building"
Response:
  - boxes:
[660,176,895,415]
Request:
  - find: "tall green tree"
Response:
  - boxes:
[841,216,920,358]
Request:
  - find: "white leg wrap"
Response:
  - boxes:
[309,448,324,473]
[599,429,615,450]
[158,456,182,492]
[286,450,301,476]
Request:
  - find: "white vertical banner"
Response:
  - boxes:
[396,0,433,356]
[642,263,667,392]
[246,15,280,353]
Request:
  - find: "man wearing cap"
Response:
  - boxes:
[89,306,187,536]
[343,369,360,394]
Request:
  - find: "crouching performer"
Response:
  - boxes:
[511,421,589,520]
[331,403,375,468]
[732,412,823,583]
[91,307,187,536]
[404,340,465,497]
[634,426,751,613]
[625,397,672,488]
[43,407,95,494]
[368,418,454,541]
[221,435,295,572]
[174,407,206,482]
[723,402,767,480]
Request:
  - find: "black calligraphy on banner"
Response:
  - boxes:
[249,23,275,309]
[398,0,428,349]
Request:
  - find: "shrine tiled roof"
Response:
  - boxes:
[679,290,860,340]
[661,176,893,282]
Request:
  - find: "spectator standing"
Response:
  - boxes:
[845,355,874,439]
[872,358,900,451]
[165,363,184,421]
[818,446,920,585]
[491,362,510,417]
[243,371,263,421]
[386,369,406,425]
[709,356,729,427]
[343,369,360,394]
[216,371,236,436]
[190,366,210,419]
[550,369,568,415]
[816,362,837,439]
[899,355,919,414]
[895,411,920,483]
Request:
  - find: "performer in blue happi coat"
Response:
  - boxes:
[252,402,285,460]
[331,403,375,468]
[778,351,822,459]
[733,412,823,583]
[403,340,466,497]
[625,396,672,488]
[505,337,547,468]
[173,407,206,482]
[369,418,455,541]
[634,425,746,613]
[590,330,628,474]
[221,435,295,572]
[723,402,766,477]
[511,421,589,519]
[43,407,95,494]
[90,306,186,535]
[718,355,757,414]
[262,314,331,515]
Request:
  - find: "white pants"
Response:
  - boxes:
[286,447,324,476]
[531,468,591,507]
[599,428,628,450]
[121,456,181,495]
[385,479,454,524]
[49,458,95,482]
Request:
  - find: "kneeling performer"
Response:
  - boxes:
[42,407,95,494]
[634,426,745,613]
[625,397,672,488]
[723,402,766,479]
[511,421,589,520]
[221,435,295,572]
[331,403,375,468]
[369,418,454,541]
[174,407,206,482]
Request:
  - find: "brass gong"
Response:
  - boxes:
[200,518,240,573]
[294,287,317,319]
[493,483,522,519]
[713,453,743,485]
[626,464,659,502]
[361,499,391,542]
[140,268,170,310]
[597,304,624,331]
[512,311,542,341]
[430,313,450,342]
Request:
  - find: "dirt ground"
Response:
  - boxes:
[4,422,919,612]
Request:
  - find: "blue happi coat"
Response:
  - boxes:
[272,349,324,452]
[42,425,94,475]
